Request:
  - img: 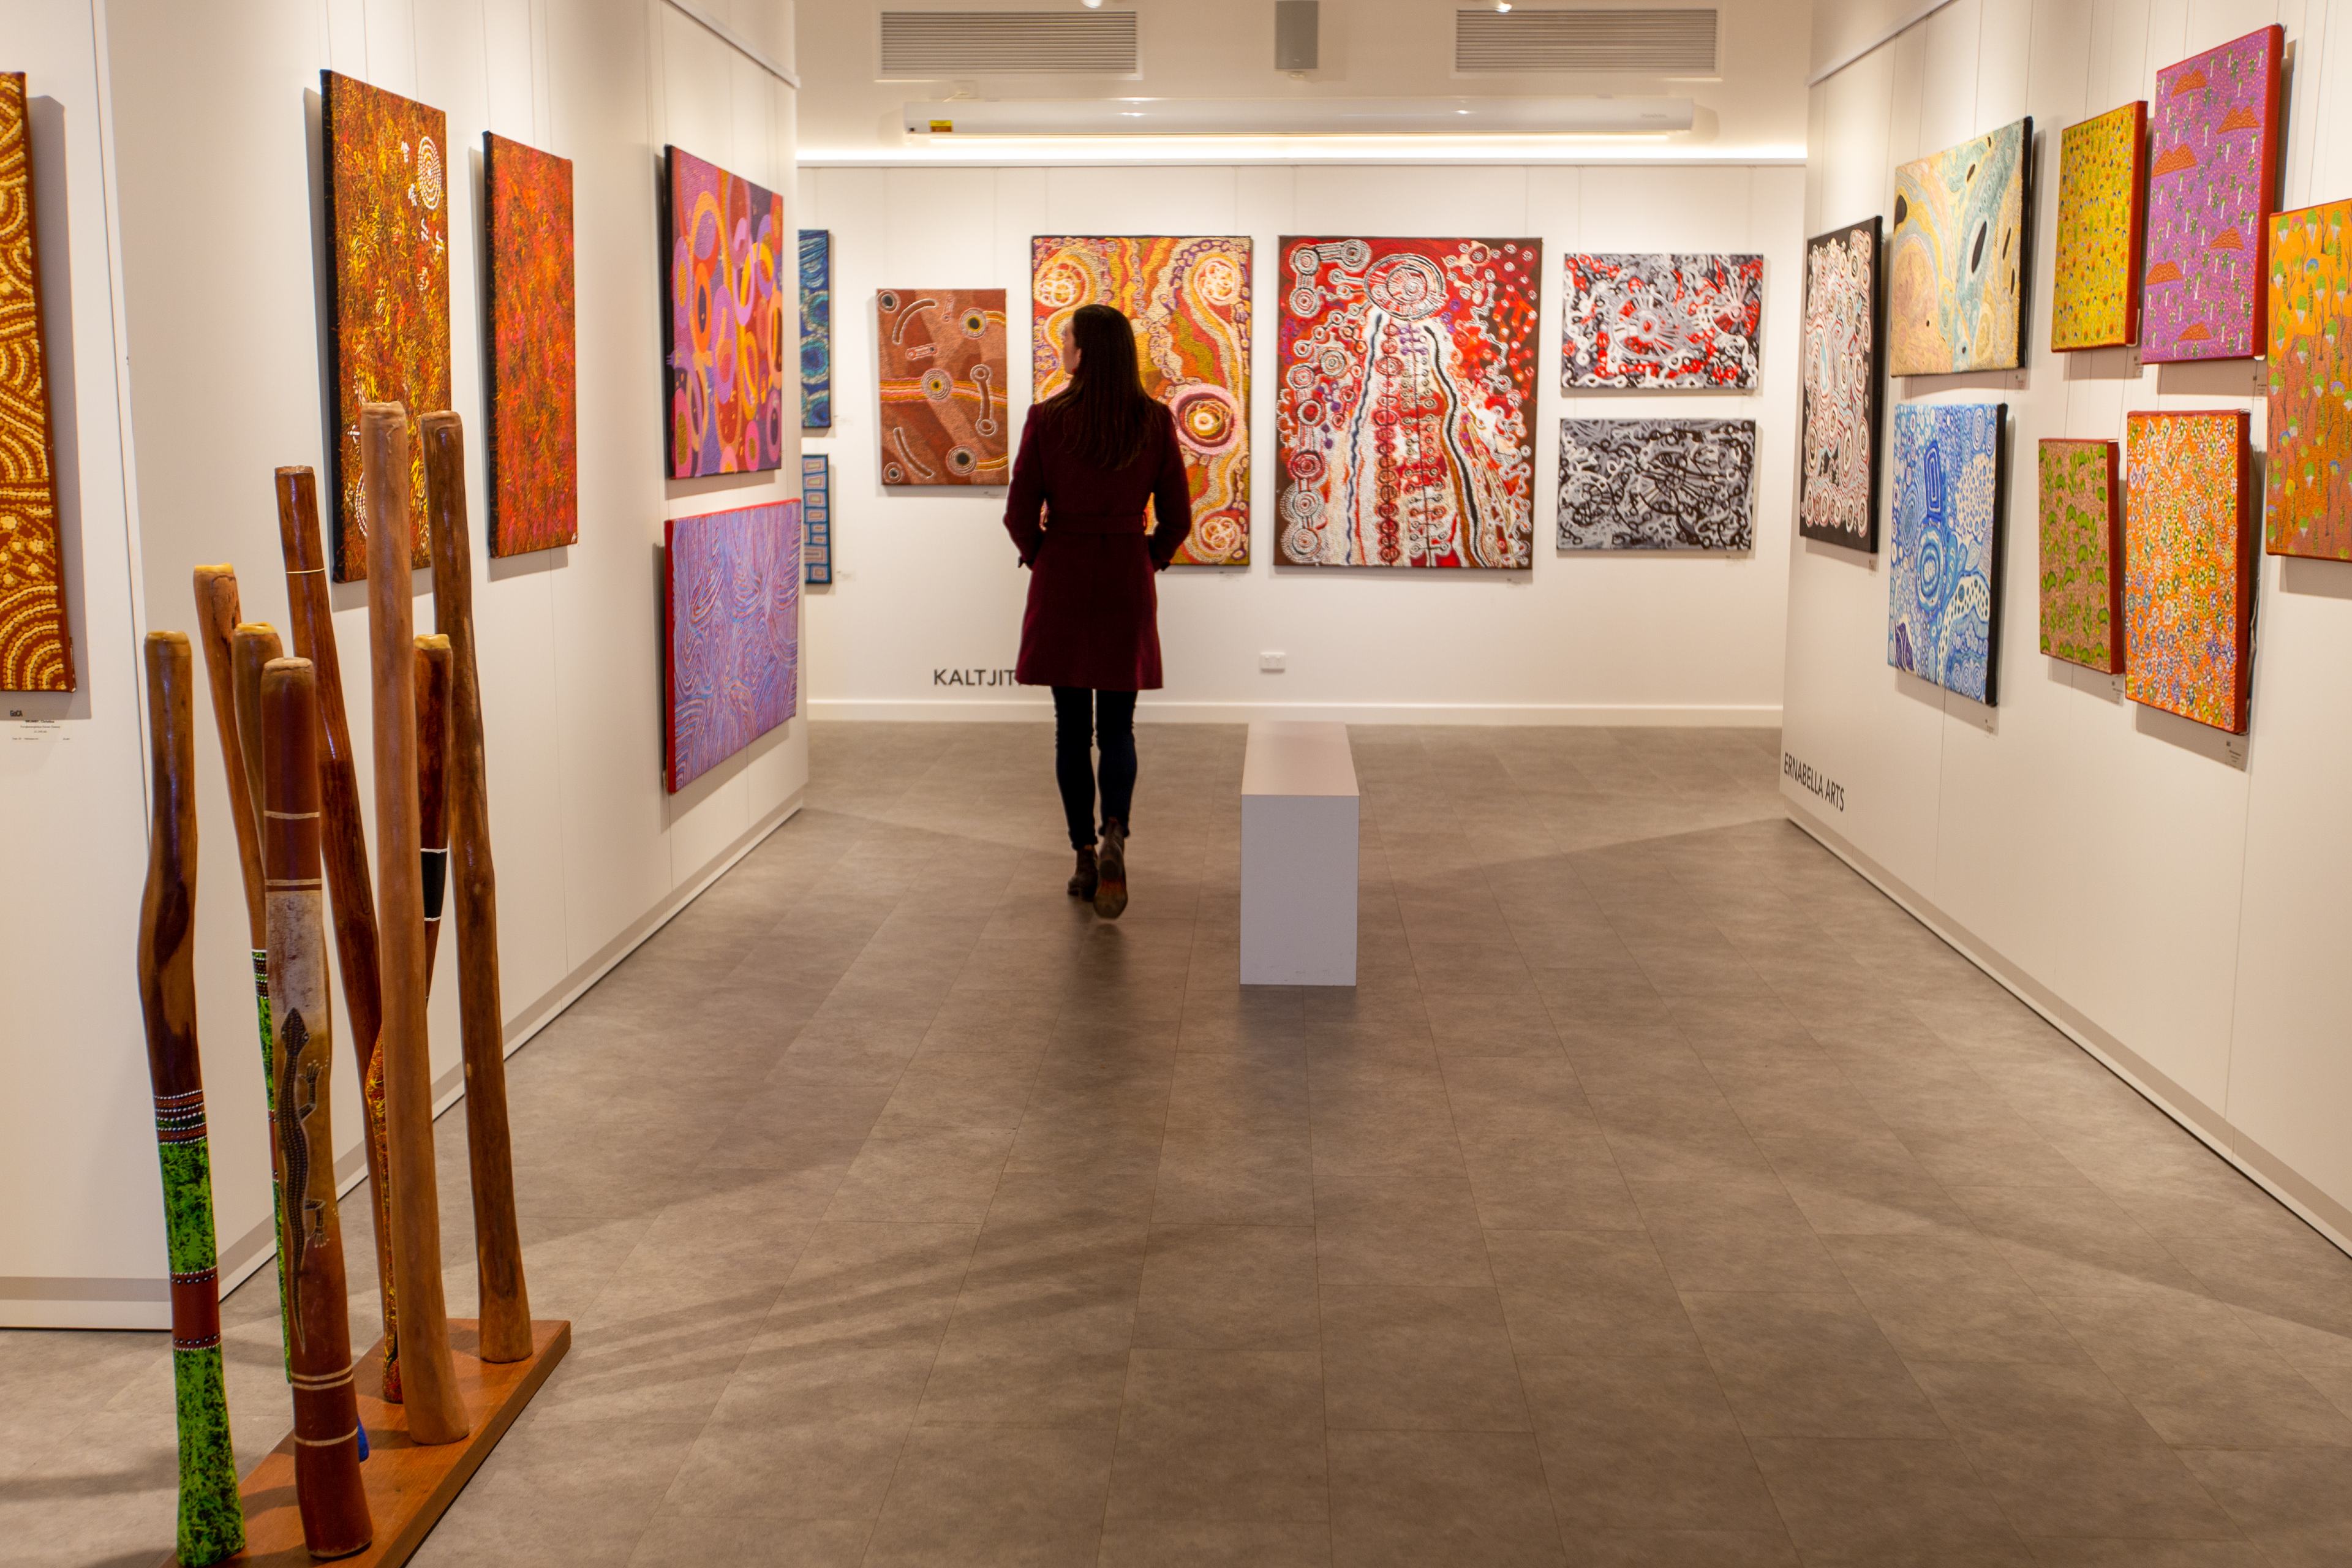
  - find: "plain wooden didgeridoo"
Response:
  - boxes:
[274,467,404,1403]
[422,412,535,1362]
[363,402,469,1446]
[262,656,375,1558]
[415,634,452,991]
[138,631,246,1567]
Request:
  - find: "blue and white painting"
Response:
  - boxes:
[1888,401,2005,703]
[798,228,831,429]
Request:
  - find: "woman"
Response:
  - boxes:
[1003,302,1192,919]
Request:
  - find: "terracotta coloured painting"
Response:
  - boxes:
[1560,253,1762,390]
[483,133,576,557]
[1558,419,1755,551]
[1798,218,1883,549]
[2037,439,2122,673]
[1888,402,2005,704]
[1275,236,1542,569]
[2125,410,2253,731]
[2051,102,2148,351]
[323,72,450,582]
[665,500,799,793]
[1888,118,2032,376]
[1032,236,1253,565]
[799,229,831,430]
[2265,200,2352,559]
[2143,26,2283,364]
[876,288,1008,486]
[0,73,69,691]
[665,146,785,478]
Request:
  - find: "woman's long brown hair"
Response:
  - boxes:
[1041,302,1156,469]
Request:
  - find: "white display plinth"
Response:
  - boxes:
[1240,721,1359,987]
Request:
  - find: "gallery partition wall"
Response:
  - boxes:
[1784,0,2352,1254]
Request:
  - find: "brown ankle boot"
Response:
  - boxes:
[1067,846,1099,900]
[1093,821,1128,919]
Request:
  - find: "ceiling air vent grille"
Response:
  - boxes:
[1455,7,1719,74]
[879,10,1140,77]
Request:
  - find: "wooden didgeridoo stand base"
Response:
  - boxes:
[157,1320,570,1568]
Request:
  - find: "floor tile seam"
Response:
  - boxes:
[1674,1283,1966,1455]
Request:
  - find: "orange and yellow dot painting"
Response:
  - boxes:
[2050,102,2147,352]
[323,71,451,582]
[2124,410,2254,732]
[0,70,70,692]
[2265,199,2352,560]
[1031,236,1252,565]
[2037,439,2122,673]
[876,289,1009,487]
[665,146,785,478]
[484,134,576,557]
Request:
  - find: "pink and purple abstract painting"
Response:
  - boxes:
[2141,25,2283,363]
[664,146,786,478]
[664,500,800,793]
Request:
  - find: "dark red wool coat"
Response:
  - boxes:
[1003,402,1193,692]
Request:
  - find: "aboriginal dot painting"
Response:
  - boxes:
[0,72,70,692]
[2125,410,2253,732]
[2264,200,2352,560]
[1557,419,1755,551]
[483,133,577,557]
[1560,254,1762,390]
[665,500,799,793]
[1275,236,1542,569]
[799,229,831,430]
[2050,102,2147,352]
[1032,236,1253,565]
[1888,118,2031,377]
[876,288,1009,486]
[323,71,450,582]
[1888,402,2005,704]
[2143,27,2283,364]
[2037,439,2123,673]
[664,146,785,479]
[1798,218,1883,549]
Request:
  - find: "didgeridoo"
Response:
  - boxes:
[232,621,298,1373]
[274,468,403,1402]
[415,634,451,990]
[363,403,469,1445]
[423,411,533,1362]
[262,657,375,1558]
[137,631,246,1567]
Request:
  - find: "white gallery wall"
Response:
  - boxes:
[1784,0,2352,1248]
[0,0,806,1329]
[801,157,1806,723]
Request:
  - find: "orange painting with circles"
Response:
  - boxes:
[0,72,69,692]
[876,289,1008,487]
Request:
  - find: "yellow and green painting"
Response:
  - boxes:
[2038,439,2122,671]
[1888,118,2031,376]
[2051,103,2146,351]
[2265,199,2352,559]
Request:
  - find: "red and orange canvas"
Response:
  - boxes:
[484,134,576,556]
[876,288,1009,486]
[2124,410,2253,731]
[2265,199,2352,560]
[323,71,450,582]
[665,146,786,478]
[0,72,69,691]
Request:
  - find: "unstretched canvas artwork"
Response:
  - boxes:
[1559,254,1762,390]
[1888,402,2005,703]
[1557,419,1755,551]
[2125,410,2253,731]
[665,146,785,478]
[1798,219,1883,549]
[665,500,799,793]
[2038,439,2123,673]
[799,229,831,430]
[2264,200,2352,560]
[2051,102,2147,351]
[323,71,450,581]
[0,72,70,692]
[876,288,1008,486]
[483,133,576,557]
[1032,236,1253,564]
[1275,236,1542,569]
[1888,118,2032,376]
[2143,26,2283,364]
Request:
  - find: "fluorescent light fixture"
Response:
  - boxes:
[902,96,1695,138]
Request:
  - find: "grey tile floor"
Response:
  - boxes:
[8,723,2352,1567]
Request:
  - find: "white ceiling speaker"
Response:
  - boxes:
[1456,6,1721,74]
[878,10,1140,78]
[901,96,1696,137]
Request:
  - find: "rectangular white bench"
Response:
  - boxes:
[1240,720,1359,987]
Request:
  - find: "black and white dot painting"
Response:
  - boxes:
[1557,418,1756,551]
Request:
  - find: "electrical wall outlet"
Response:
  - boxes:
[1259,651,1287,672]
